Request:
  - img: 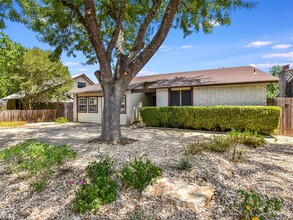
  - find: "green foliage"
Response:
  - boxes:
[0,121,27,127]
[0,32,26,98]
[73,157,118,214]
[0,140,76,175]
[119,156,161,192]
[54,117,68,124]
[173,158,193,171]
[140,106,280,135]
[228,130,265,148]
[30,179,46,193]
[184,135,232,155]
[267,65,282,98]
[236,189,284,220]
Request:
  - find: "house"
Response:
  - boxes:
[278,65,293,97]
[2,73,95,110]
[69,66,278,125]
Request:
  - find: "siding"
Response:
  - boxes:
[72,76,93,89]
[77,97,103,123]
[156,89,168,106]
[131,92,150,122]
[193,83,267,106]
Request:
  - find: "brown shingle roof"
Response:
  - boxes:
[69,66,278,94]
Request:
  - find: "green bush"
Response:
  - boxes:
[73,157,118,214]
[54,117,68,123]
[0,140,76,175]
[236,189,284,220]
[228,130,265,148]
[119,156,161,192]
[140,106,280,134]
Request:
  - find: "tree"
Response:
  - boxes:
[267,65,282,98]
[0,32,25,98]
[1,0,255,143]
[10,47,73,110]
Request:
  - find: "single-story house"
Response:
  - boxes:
[69,66,278,125]
[3,73,94,110]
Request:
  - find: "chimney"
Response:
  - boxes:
[282,64,290,70]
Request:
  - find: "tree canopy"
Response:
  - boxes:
[267,65,282,98]
[1,0,255,142]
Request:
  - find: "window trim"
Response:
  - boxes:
[168,87,193,106]
[120,95,126,114]
[88,97,98,113]
[77,97,87,113]
[77,82,87,88]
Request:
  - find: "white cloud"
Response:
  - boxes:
[77,68,88,72]
[64,62,80,66]
[159,45,173,52]
[209,20,220,27]
[180,45,193,49]
[244,41,272,48]
[249,62,293,68]
[263,52,293,60]
[272,44,292,49]
[138,70,160,76]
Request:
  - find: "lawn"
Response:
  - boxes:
[0,123,292,220]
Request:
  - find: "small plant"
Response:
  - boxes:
[72,157,118,214]
[30,179,46,192]
[54,117,68,124]
[236,189,284,220]
[36,118,43,123]
[0,121,27,127]
[228,130,265,148]
[229,145,246,162]
[173,158,193,171]
[119,156,161,192]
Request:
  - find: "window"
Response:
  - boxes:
[78,97,87,112]
[121,96,126,114]
[88,97,98,112]
[170,88,191,106]
[78,82,86,88]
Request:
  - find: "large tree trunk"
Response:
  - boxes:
[98,80,128,143]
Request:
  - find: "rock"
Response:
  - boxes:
[143,177,215,210]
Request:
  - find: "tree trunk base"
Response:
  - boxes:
[87,136,137,145]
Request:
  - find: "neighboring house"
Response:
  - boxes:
[69,66,278,125]
[2,73,95,110]
[278,65,293,97]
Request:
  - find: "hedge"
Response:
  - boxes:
[140,106,281,134]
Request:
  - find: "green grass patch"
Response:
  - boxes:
[0,121,27,127]
[54,117,68,124]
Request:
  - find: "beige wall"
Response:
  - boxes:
[193,83,267,106]
[72,76,93,90]
[131,92,151,122]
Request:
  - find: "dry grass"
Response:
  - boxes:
[0,121,27,127]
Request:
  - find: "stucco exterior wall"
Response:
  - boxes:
[192,83,267,106]
[156,88,169,106]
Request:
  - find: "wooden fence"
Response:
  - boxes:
[267,98,293,136]
[0,110,57,123]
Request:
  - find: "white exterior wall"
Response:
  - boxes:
[193,83,267,106]
[156,88,169,106]
[72,76,93,90]
[131,92,150,122]
[78,97,103,123]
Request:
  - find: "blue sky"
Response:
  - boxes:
[3,0,293,83]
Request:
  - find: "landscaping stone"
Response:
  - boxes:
[143,177,215,210]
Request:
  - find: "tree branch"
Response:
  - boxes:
[60,0,86,26]
[129,0,181,77]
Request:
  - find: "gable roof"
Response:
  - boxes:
[69,66,278,94]
[71,73,95,85]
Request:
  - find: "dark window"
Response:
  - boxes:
[170,89,191,106]
[78,82,86,88]
[121,96,126,114]
[170,91,180,106]
[78,97,87,112]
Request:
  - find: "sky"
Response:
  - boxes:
[3,0,293,83]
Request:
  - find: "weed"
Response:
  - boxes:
[30,179,46,192]
[236,189,284,220]
[229,130,265,148]
[0,121,27,127]
[54,117,68,124]
[119,156,161,192]
[174,158,193,171]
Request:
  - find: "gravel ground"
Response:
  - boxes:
[0,122,292,220]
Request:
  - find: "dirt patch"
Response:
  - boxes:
[0,123,292,219]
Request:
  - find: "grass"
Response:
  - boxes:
[0,121,27,127]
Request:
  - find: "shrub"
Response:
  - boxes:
[54,117,68,124]
[173,158,193,171]
[236,189,284,220]
[0,140,76,175]
[119,156,161,192]
[140,106,280,134]
[228,130,265,148]
[0,121,27,127]
[72,157,118,214]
